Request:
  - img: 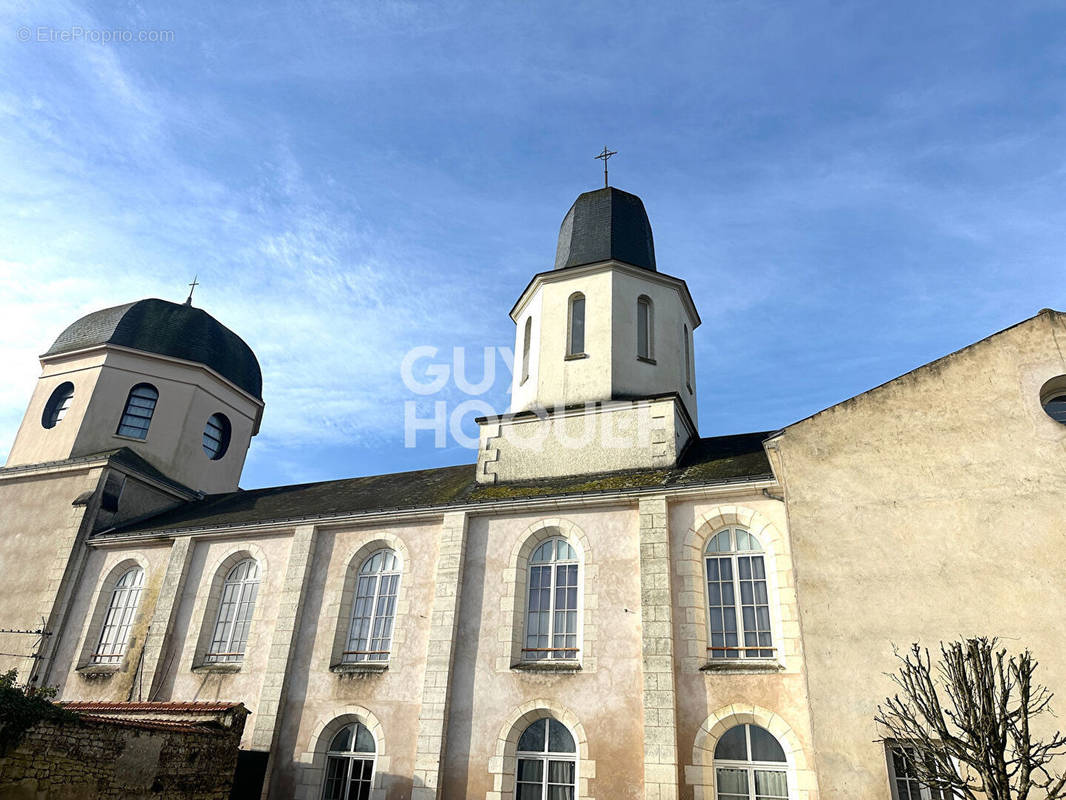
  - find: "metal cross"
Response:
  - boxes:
[594,146,617,188]
[185,275,199,305]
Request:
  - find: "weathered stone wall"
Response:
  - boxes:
[0,714,244,799]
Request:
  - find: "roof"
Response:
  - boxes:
[62,701,248,734]
[554,187,656,271]
[0,447,198,498]
[62,701,245,713]
[101,432,774,537]
[44,298,263,400]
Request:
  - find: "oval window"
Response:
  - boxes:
[203,413,232,460]
[41,382,74,429]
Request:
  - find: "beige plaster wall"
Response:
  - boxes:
[771,310,1066,798]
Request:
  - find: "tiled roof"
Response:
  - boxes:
[100,431,774,537]
[44,298,262,400]
[61,701,244,713]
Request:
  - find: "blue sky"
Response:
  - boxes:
[1,1,1064,489]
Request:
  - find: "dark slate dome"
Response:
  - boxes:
[554,186,656,271]
[44,299,263,400]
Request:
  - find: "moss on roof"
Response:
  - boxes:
[101,432,773,537]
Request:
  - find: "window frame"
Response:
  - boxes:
[684,324,693,393]
[343,549,401,664]
[522,537,581,662]
[885,742,955,800]
[566,292,586,358]
[520,316,533,385]
[115,382,159,440]
[203,412,232,460]
[320,722,377,800]
[514,717,579,800]
[637,295,654,360]
[713,724,790,800]
[703,527,776,662]
[204,557,261,664]
[41,382,75,429]
[91,566,145,665]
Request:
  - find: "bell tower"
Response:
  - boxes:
[477,185,701,484]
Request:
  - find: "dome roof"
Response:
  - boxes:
[554,187,656,272]
[44,299,263,400]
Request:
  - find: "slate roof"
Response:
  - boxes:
[0,446,198,497]
[554,187,657,271]
[101,432,774,537]
[44,299,263,400]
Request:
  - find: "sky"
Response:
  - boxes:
[1,1,1064,489]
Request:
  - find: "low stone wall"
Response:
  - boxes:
[0,707,247,799]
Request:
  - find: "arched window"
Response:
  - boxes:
[42,382,74,429]
[684,325,693,391]
[637,296,653,359]
[92,566,144,664]
[203,412,232,460]
[524,538,579,662]
[705,528,773,660]
[516,717,577,800]
[116,383,159,439]
[344,550,401,663]
[567,293,585,357]
[206,558,260,663]
[521,317,533,385]
[321,722,376,800]
[714,724,788,799]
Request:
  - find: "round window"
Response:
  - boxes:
[1041,376,1066,426]
[202,413,232,460]
[41,382,75,429]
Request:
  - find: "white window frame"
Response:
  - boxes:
[713,725,791,800]
[885,742,954,800]
[205,558,260,664]
[92,566,144,665]
[514,717,579,800]
[320,722,377,800]
[343,549,401,663]
[523,538,581,662]
[116,383,159,440]
[566,293,586,357]
[703,527,776,661]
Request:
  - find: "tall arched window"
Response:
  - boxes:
[321,722,376,800]
[42,382,75,429]
[705,528,773,660]
[567,293,585,357]
[345,550,401,663]
[524,538,579,662]
[116,383,159,439]
[684,325,693,391]
[206,558,260,663]
[521,317,533,384]
[637,296,653,359]
[714,724,788,799]
[516,717,577,800]
[93,566,144,664]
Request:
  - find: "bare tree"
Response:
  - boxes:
[875,637,1066,800]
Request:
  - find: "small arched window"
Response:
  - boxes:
[521,317,533,385]
[203,413,232,460]
[516,717,577,800]
[714,724,788,799]
[345,550,401,663]
[705,528,773,660]
[567,293,586,357]
[93,566,144,664]
[524,538,579,662]
[637,296,653,359]
[206,558,260,663]
[321,722,376,800]
[116,383,159,440]
[42,382,75,429]
[684,325,693,391]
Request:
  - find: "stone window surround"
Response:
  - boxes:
[323,533,411,672]
[686,704,815,800]
[189,543,269,671]
[677,506,799,674]
[486,700,594,800]
[496,518,597,673]
[75,554,150,672]
[295,706,390,800]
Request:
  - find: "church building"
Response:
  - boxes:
[1,183,1064,800]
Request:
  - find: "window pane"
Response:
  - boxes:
[547,786,574,800]
[637,300,650,358]
[715,767,749,797]
[548,719,576,753]
[518,719,546,753]
[517,785,542,800]
[714,726,748,761]
[754,769,789,799]
[353,723,375,753]
[570,297,585,354]
[329,726,352,753]
[749,726,787,763]
[517,757,544,781]
[322,756,347,800]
